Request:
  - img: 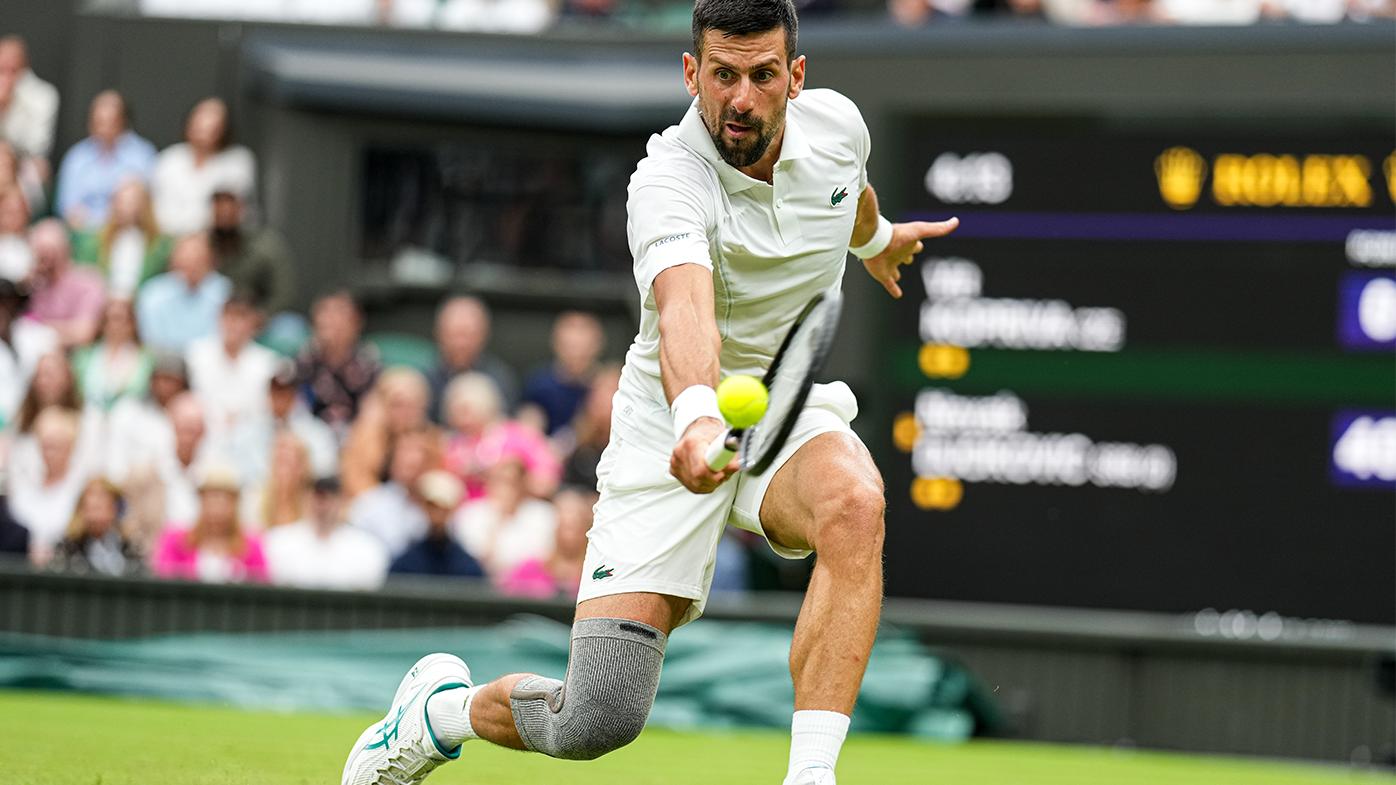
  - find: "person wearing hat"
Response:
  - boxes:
[0,277,58,427]
[228,357,338,488]
[264,476,390,591]
[210,186,293,317]
[151,462,267,584]
[389,469,483,579]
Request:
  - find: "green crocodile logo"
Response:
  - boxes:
[831,187,849,207]
[592,566,615,581]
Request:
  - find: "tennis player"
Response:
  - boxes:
[342,1,957,782]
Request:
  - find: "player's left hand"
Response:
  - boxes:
[863,218,959,298]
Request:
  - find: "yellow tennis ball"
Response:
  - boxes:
[717,375,769,429]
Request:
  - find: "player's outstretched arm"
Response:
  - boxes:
[654,263,739,494]
[851,184,958,299]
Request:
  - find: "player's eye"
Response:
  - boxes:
[715,69,733,81]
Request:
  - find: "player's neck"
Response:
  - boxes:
[736,126,786,185]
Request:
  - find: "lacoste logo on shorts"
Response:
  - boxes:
[592,566,615,581]
[831,187,849,207]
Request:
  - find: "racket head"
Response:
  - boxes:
[738,285,844,475]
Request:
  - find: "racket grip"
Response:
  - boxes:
[705,430,738,470]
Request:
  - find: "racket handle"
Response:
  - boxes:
[705,430,738,470]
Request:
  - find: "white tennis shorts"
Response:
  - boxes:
[577,364,860,626]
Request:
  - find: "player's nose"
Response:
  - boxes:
[730,78,757,113]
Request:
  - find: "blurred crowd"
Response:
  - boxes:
[134,0,1396,31]
[0,32,718,601]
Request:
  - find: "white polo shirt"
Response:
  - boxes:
[624,88,870,384]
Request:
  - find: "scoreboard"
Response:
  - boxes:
[880,118,1396,627]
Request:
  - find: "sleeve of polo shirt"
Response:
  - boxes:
[627,153,715,300]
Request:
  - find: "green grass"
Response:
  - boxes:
[3,690,1390,785]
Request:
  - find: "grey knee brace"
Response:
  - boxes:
[509,617,667,760]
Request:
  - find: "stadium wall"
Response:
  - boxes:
[0,562,1390,762]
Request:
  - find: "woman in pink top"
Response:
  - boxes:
[441,372,560,501]
[152,465,267,584]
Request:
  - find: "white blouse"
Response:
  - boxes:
[151,143,257,235]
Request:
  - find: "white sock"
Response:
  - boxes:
[784,709,850,783]
[426,686,480,748]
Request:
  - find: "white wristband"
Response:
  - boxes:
[670,384,723,442]
[849,215,893,260]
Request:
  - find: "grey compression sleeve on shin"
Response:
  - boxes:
[509,617,667,760]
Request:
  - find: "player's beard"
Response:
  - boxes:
[699,92,786,169]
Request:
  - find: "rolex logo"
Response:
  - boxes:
[1155,147,1207,210]
[1385,153,1395,204]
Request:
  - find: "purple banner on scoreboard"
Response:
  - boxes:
[1336,271,1396,352]
[1330,409,1396,489]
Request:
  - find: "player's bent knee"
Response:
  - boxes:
[508,618,666,760]
[812,479,886,561]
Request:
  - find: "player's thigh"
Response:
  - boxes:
[576,592,692,636]
[758,431,885,554]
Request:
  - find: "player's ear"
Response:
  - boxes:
[683,53,700,98]
[788,55,806,100]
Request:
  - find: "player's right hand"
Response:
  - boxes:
[671,416,738,494]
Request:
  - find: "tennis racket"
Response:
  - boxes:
[704,285,844,475]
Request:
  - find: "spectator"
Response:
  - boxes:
[0,139,43,214]
[186,292,277,431]
[26,219,105,348]
[296,291,381,437]
[103,350,189,484]
[347,428,438,557]
[442,372,561,501]
[72,180,171,297]
[264,476,389,590]
[1087,0,1164,23]
[9,406,89,564]
[0,277,58,426]
[974,0,1048,17]
[210,187,294,316]
[0,469,30,558]
[0,182,31,281]
[228,359,338,485]
[496,486,594,599]
[152,392,225,528]
[521,310,606,436]
[242,430,312,531]
[453,458,556,579]
[55,91,156,230]
[7,352,96,497]
[151,464,267,584]
[0,36,59,172]
[72,298,153,413]
[136,232,231,353]
[152,97,257,236]
[559,363,620,490]
[47,477,146,577]
[341,367,435,498]
[426,296,519,423]
[390,469,483,579]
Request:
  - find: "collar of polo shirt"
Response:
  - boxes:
[675,98,812,193]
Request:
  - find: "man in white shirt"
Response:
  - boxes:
[343,2,958,783]
[346,430,434,558]
[266,477,389,591]
[0,36,59,168]
[186,292,278,432]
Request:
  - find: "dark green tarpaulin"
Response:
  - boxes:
[0,617,1002,739]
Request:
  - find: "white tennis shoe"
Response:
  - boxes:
[342,653,473,785]
[784,767,837,785]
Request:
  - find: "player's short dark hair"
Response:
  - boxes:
[692,0,798,64]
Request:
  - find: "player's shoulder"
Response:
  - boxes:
[633,127,720,190]
[789,88,867,137]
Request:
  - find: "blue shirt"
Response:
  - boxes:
[136,271,232,354]
[390,535,484,579]
[523,366,590,435]
[55,132,158,229]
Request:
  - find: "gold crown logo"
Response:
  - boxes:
[1155,147,1207,210]
[1385,152,1395,204]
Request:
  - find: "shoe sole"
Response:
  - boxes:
[342,653,474,785]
